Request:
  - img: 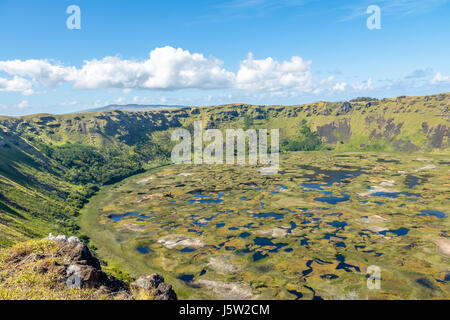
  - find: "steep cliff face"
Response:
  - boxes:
[1,92,448,153]
[0,128,82,246]
[189,93,450,152]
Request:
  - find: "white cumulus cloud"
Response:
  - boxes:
[0,47,235,93]
[0,76,34,95]
[73,47,235,90]
[0,59,76,87]
[3,46,434,99]
[236,53,314,94]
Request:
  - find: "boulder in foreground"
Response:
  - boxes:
[0,235,177,300]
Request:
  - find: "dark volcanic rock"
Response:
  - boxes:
[383,118,403,141]
[336,102,352,116]
[60,241,102,270]
[52,239,127,292]
[66,264,102,289]
[155,282,177,300]
[429,124,449,149]
[316,119,352,144]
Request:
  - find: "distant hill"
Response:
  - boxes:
[81,104,189,113]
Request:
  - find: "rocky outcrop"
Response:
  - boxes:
[40,235,177,300]
[316,119,352,144]
[130,274,177,300]
[336,102,352,116]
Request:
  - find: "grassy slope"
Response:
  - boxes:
[0,130,84,246]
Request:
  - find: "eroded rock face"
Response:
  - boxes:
[45,237,126,293]
[132,274,164,290]
[60,241,102,271]
[316,119,352,144]
[66,264,101,290]
[130,274,177,300]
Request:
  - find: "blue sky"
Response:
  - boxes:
[0,0,450,115]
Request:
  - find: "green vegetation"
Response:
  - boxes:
[42,143,144,185]
[243,115,254,130]
[0,134,85,246]
[281,120,323,151]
